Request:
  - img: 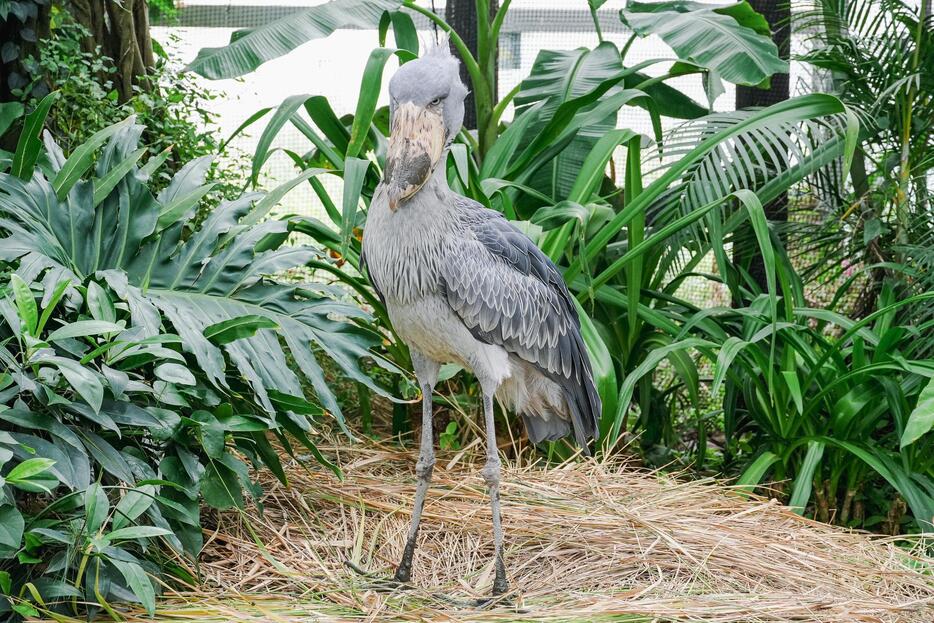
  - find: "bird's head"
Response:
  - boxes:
[384,42,468,211]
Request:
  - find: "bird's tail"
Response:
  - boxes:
[558,331,602,455]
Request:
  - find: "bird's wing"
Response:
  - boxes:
[439,198,600,445]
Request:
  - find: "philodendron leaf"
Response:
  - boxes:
[52,116,135,199]
[620,1,788,86]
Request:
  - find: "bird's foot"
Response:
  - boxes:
[343,560,413,593]
[471,591,527,612]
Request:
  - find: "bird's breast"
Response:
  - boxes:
[363,187,452,305]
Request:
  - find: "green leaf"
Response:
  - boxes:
[388,10,418,56]
[201,460,244,510]
[0,101,24,138]
[11,91,57,180]
[109,559,156,616]
[568,94,851,282]
[612,338,713,442]
[105,526,171,542]
[112,485,156,531]
[620,1,788,86]
[0,506,24,558]
[44,357,104,412]
[52,116,134,199]
[340,157,369,257]
[5,458,55,482]
[47,320,123,341]
[203,315,279,345]
[156,183,215,230]
[736,451,780,492]
[711,336,748,394]
[347,47,411,159]
[85,483,109,534]
[10,274,37,336]
[782,371,804,415]
[240,168,330,229]
[86,281,116,323]
[574,300,617,431]
[93,147,147,207]
[250,93,310,186]
[901,377,934,448]
[187,0,402,79]
[138,146,173,181]
[789,440,825,514]
[37,278,72,335]
[154,363,196,386]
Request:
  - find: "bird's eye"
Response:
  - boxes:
[430,97,442,107]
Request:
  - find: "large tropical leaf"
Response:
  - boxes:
[506,43,669,207]
[565,94,857,284]
[187,0,402,79]
[620,1,789,86]
[0,120,395,429]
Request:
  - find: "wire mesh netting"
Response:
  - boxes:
[153,1,814,308]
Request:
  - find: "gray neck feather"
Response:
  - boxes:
[365,153,464,304]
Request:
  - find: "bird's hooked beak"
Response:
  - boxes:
[384,102,446,211]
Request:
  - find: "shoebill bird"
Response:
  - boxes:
[361,44,601,597]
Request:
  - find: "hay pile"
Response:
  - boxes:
[159,443,934,621]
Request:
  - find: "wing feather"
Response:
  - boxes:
[440,198,601,447]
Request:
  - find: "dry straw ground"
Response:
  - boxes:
[80,441,934,622]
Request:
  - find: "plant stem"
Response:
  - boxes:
[490,82,521,128]
[589,5,605,42]
[895,0,926,250]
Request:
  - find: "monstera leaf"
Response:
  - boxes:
[0,119,395,427]
[620,1,788,86]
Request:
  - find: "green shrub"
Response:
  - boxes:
[0,112,394,618]
[15,19,246,200]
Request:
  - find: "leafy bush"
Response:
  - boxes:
[213,0,855,447]
[190,0,934,532]
[15,17,246,200]
[0,112,392,617]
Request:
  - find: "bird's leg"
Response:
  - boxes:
[481,391,508,597]
[394,353,438,584]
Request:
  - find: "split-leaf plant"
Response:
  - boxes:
[0,111,393,618]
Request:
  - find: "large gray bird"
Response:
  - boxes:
[361,43,601,597]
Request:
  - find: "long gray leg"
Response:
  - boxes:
[394,351,438,583]
[480,391,508,596]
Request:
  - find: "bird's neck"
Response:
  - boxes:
[424,153,453,195]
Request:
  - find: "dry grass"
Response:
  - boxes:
[64,441,934,622]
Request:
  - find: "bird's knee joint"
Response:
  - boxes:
[415,455,435,480]
[481,459,501,488]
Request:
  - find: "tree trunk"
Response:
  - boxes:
[733,0,791,294]
[0,0,52,102]
[68,0,155,102]
[444,0,498,132]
